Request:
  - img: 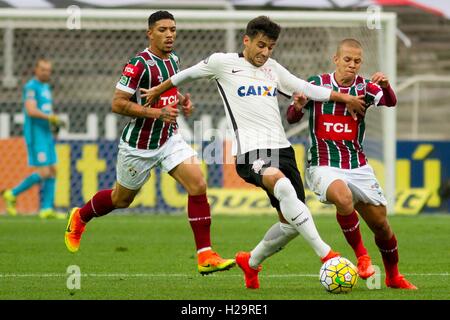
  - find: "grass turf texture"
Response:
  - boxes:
[0,213,448,300]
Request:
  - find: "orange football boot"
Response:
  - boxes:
[235,251,262,289]
[64,208,86,253]
[386,274,418,290]
[357,254,376,279]
[197,250,235,275]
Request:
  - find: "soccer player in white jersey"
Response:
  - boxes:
[141,16,369,289]
[64,11,235,275]
[287,38,417,289]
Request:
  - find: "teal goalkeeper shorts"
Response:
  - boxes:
[26,139,57,167]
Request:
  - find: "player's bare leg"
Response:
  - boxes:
[111,183,140,209]
[327,180,374,279]
[355,202,417,289]
[170,156,235,275]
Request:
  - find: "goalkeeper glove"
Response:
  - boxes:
[48,115,65,134]
[48,114,61,125]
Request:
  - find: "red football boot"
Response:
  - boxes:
[235,251,262,289]
[386,274,418,290]
[357,254,376,279]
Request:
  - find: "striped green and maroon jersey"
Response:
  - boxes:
[304,72,383,169]
[116,48,180,150]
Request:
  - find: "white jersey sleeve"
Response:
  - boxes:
[275,61,332,102]
[171,53,224,86]
[170,53,298,155]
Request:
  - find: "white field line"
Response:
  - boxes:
[0,273,448,278]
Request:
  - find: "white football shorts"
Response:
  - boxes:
[305,164,387,206]
[116,134,197,190]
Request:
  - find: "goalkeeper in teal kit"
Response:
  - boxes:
[2,58,65,219]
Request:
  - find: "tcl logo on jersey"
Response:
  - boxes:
[123,64,139,78]
[237,85,277,97]
[156,87,178,108]
[316,114,358,141]
[159,95,177,106]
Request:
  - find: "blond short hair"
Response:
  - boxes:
[336,39,362,55]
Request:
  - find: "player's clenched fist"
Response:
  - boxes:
[371,72,390,88]
[158,102,179,123]
[292,92,308,112]
[180,93,194,117]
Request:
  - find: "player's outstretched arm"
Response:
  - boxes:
[299,78,365,119]
[112,88,178,123]
[141,53,221,108]
[297,80,366,120]
[140,79,175,107]
[276,64,366,120]
[329,91,366,120]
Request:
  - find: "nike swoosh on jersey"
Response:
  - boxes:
[232,69,243,73]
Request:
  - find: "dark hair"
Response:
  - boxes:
[245,16,281,41]
[148,10,175,28]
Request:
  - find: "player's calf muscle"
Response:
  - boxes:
[111,189,136,208]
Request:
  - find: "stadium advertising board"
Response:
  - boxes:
[0,139,448,215]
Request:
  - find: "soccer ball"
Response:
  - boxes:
[319,257,358,293]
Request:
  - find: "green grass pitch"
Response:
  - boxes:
[0,213,449,300]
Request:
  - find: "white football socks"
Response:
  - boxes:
[249,222,298,269]
[274,177,330,258]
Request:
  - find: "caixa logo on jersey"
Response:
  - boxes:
[237,85,277,97]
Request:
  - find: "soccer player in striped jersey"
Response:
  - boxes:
[141,16,368,289]
[64,11,235,275]
[2,58,65,219]
[287,38,417,289]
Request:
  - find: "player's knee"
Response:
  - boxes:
[186,178,207,195]
[372,217,391,236]
[50,166,57,177]
[273,177,296,201]
[327,182,353,210]
[263,169,284,190]
[37,167,51,179]
[334,192,354,212]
